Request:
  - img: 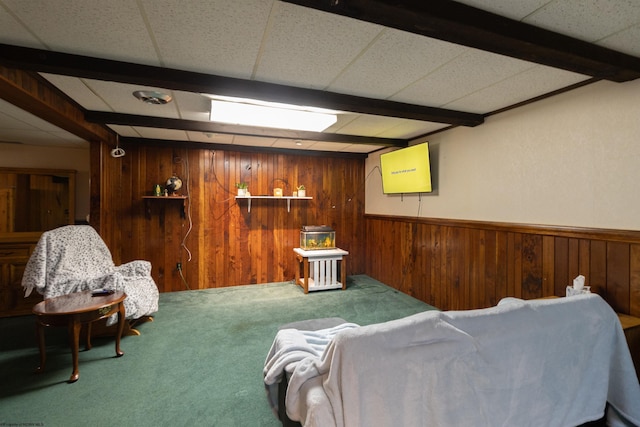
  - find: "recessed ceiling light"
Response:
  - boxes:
[133,90,173,105]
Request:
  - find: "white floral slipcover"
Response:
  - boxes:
[22,225,159,324]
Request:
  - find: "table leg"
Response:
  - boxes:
[303,258,310,294]
[35,319,46,373]
[68,319,82,383]
[341,257,347,290]
[115,303,125,357]
[295,255,301,289]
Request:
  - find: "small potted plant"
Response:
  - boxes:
[235,182,248,196]
[296,185,306,197]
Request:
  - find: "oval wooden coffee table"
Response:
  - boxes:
[32,290,126,383]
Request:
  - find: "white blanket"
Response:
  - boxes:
[285,295,640,427]
[263,322,359,415]
[22,225,159,323]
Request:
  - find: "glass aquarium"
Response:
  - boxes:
[300,225,335,250]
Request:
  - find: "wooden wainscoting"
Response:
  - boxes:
[365,214,640,316]
[93,141,366,293]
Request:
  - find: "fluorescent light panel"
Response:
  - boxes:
[209,96,337,132]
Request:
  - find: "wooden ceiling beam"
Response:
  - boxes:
[0,43,484,127]
[85,111,408,147]
[0,66,113,143]
[120,136,369,159]
[282,0,640,82]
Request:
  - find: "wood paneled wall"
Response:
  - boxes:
[92,139,639,318]
[365,214,640,316]
[93,141,365,293]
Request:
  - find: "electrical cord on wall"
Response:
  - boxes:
[369,162,425,218]
[208,150,239,203]
[205,150,238,221]
[181,150,193,263]
[174,149,192,291]
[178,263,191,290]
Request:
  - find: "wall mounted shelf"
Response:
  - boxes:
[235,196,312,213]
[142,195,188,219]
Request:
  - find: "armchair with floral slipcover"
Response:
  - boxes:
[22,225,159,333]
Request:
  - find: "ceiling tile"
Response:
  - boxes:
[141,0,273,77]
[0,101,53,131]
[84,80,180,118]
[392,49,535,107]
[107,125,139,138]
[524,0,640,42]
[187,131,234,144]
[133,126,188,141]
[0,4,44,48]
[453,0,551,21]
[254,2,382,89]
[338,144,385,153]
[375,120,450,139]
[2,0,160,65]
[335,113,445,139]
[0,128,86,147]
[271,139,312,150]
[328,29,466,99]
[445,66,589,113]
[232,135,277,147]
[0,99,80,136]
[3,0,640,154]
[48,131,88,145]
[598,25,640,57]
[40,74,112,111]
[299,140,351,151]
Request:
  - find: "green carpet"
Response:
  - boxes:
[0,275,435,427]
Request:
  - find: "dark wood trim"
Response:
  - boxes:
[0,43,484,127]
[85,111,406,148]
[486,78,602,118]
[0,66,113,143]
[284,0,640,82]
[89,141,103,235]
[120,136,368,159]
[365,214,640,243]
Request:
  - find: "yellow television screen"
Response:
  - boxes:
[380,142,432,194]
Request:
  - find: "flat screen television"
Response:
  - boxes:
[380,142,432,194]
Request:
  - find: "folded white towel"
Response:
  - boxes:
[263,322,359,415]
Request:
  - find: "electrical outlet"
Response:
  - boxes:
[176,262,182,271]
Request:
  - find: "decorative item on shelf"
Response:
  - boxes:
[235,182,248,196]
[273,187,283,197]
[293,191,298,197]
[166,175,183,195]
[297,185,306,197]
[153,184,162,196]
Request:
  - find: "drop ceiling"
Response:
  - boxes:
[1,0,640,155]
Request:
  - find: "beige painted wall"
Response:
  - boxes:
[366,79,640,231]
[0,143,90,221]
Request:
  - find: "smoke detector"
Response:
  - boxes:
[132,90,173,105]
